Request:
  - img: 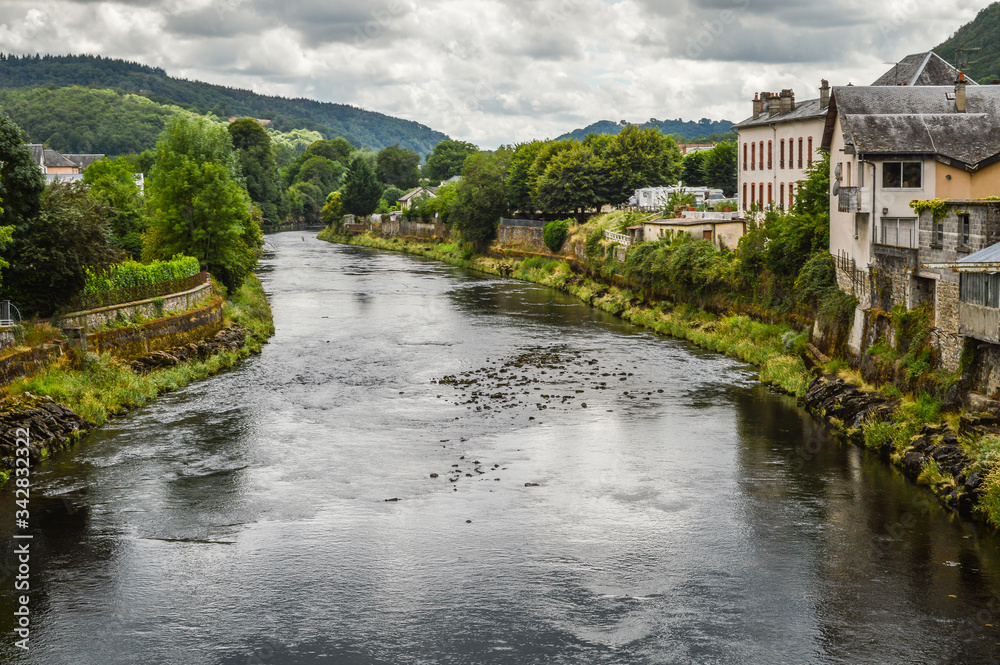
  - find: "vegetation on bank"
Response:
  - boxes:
[6,274,273,426]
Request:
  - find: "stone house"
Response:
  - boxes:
[822,78,1000,369]
[639,214,746,251]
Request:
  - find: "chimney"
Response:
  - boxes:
[779,89,794,115]
[820,79,830,109]
[956,72,967,113]
[753,92,761,119]
[768,92,780,116]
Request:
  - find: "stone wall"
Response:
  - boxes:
[380,220,449,240]
[60,280,215,331]
[85,299,225,359]
[497,225,546,253]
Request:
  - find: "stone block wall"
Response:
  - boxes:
[497,225,547,253]
[60,281,215,331]
[86,299,225,359]
[381,220,449,240]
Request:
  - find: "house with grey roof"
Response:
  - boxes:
[26,144,105,183]
[871,51,977,88]
[822,77,1000,369]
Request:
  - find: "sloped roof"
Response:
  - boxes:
[823,85,1000,168]
[26,144,44,166]
[63,154,104,170]
[735,97,827,129]
[42,149,79,169]
[871,52,976,87]
[959,241,1000,264]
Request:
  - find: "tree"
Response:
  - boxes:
[699,142,737,196]
[682,150,707,186]
[0,111,44,230]
[376,144,421,189]
[229,118,282,229]
[83,156,148,258]
[506,141,545,214]
[321,192,343,228]
[306,138,355,165]
[533,143,602,217]
[3,181,120,316]
[143,116,262,291]
[297,156,344,197]
[604,126,683,203]
[341,155,382,217]
[452,149,510,250]
[424,140,478,182]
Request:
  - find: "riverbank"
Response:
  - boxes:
[318,228,1000,528]
[0,274,274,480]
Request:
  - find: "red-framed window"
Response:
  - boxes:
[779,183,785,208]
[751,143,756,171]
[742,183,748,210]
[780,140,785,169]
[759,141,764,170]
[807,137,813,167]
[767,182,772,204]
[743,143,748,171]
[767,141,773,170]
[798,138,803,169]
[750,182,756,205]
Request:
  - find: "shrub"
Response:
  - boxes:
[543,219,571,253]
[83,255,200,295]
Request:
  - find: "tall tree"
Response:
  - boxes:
[604,126,683,203]
[4,181,120,316]
[144,116,262,291]
[229,118,282,229]
[682,150,707,186]
[0,112,44,229]
[376,144,421,189]
[699,142,738,196]
[83,156,148,258]
[424,140,478,182]
[533,143,601,217]
[305,138,356,165]
[506,141,545,214]
[341,155,382,217]
[452,149,510,251]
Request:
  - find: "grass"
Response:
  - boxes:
[6,274,273,426]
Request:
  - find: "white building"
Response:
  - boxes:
[735,83,830,213]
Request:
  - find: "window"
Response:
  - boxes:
[742,183,748,210]
[882,161,923,189]
[935,219,944,245]
[960,213,971,246]
[846,162,851,187]
[759,141,764,170]
[703,230,713,241]
[743,143,748,171]
[750,182,755,205]
[779,183,785,209]
[807,137,813,167]
[767,141,772,170]
[759,182,764,207]
[767,183,772,204]
[878,217,918,248]
[780,140,785,169]
[751,143,756,171]
[797,138,803,168]
[788,183,794,209]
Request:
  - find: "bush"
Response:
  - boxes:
[543,219,571,253]
[83,255,200,295]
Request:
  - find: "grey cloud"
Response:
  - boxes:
[164,7,269,39]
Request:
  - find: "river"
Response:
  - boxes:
[1,231,1000,664]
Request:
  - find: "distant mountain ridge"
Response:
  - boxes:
[556,118,735,143]
[934,2,1000,83]
[0,54,450,155]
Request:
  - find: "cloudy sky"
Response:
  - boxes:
[0,0,990,148]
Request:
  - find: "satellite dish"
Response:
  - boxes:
[832,182,841,196]
[834,164,843,179]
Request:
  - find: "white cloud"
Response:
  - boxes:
[0,0,988,148]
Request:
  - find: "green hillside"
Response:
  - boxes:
[0,54,450,155]
[557,118,735,143]
[934,2,1000,82]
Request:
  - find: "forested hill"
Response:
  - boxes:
[934,2,1000,83]
[557,118,735,143]
[0,54,450,155]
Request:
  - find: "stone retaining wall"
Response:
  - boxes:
[381,220,449,240]
[60,279,215,330]
[497,225,547,253]
[85,299,225,359]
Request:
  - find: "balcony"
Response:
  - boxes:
[838,187,872,213]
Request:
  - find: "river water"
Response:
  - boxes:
[1,231,1000,664]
